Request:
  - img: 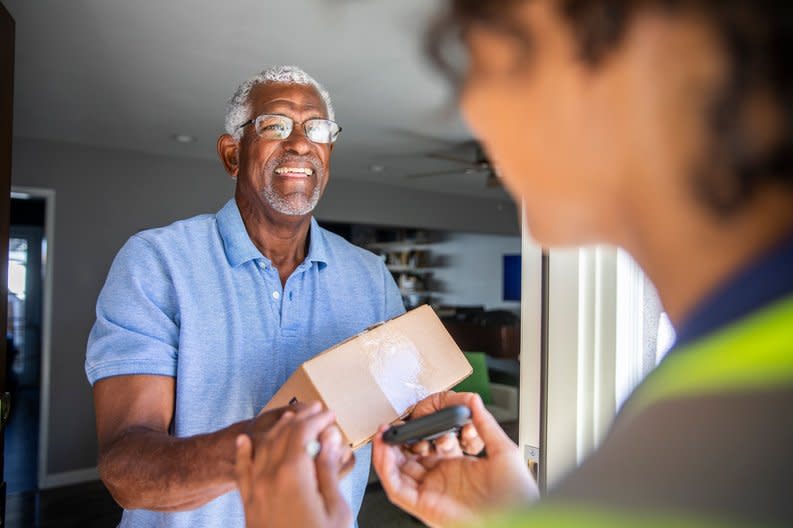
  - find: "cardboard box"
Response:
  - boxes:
[264,305,473,449]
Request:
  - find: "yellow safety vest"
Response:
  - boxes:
[481,295,793,528]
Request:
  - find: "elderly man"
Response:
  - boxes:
[85,66,404,527]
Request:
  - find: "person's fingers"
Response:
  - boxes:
[339,446,356,478]
[291,400,323,421]
[316,426,353,524]
[434,432,463,457]
[281,409,338,464]
[252,409,299,470]
[250,401,312,435]
[371,425,388,477]
[372,428,420,512]
[410,439,432,456]
[399,457,428,481]
[234,434,254,501]
[410,390,478,419]
[468,394,515,454]
[460,423,485,455]
[416,454,442,471]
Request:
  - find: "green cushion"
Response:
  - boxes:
[453,351,493,404]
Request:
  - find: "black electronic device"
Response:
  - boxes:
[382,405,471,445]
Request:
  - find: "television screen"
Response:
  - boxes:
[503,254,521,301]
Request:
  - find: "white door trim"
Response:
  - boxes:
[10,186,68,490]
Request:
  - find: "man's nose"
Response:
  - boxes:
[282,126,312,155]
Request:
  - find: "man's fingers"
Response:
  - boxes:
[234,434,254,499]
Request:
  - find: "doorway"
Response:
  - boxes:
[4,191,49,498]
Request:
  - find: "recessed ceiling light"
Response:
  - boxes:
[369,164,385,173]
[172,134,195,143]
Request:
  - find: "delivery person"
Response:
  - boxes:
[231,1,793,527]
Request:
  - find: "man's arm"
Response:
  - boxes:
[94,374,285,512]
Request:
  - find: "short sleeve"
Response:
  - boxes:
[85,234,180,385]
[382,261,406,320]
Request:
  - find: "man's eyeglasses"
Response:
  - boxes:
[237,114,342,144]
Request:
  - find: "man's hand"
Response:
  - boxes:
[372,392,539,528]
[235,402,354,528]
[94,375,309,512]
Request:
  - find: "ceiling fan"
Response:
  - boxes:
[405,141,501,188]
[384,130,501,187]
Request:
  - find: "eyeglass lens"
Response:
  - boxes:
[254,115,339,144]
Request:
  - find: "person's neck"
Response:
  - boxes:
[622,189,793,329]
[236,195,311,286]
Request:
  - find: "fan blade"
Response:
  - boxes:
[386,128,464,148]
[405,167,484,179]
[425,153,480,165]
[485,172,502,187]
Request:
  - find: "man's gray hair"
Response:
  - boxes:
[224,65,335,140]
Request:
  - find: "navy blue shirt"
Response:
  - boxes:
[675,230,793,349]
[86,198,404,528]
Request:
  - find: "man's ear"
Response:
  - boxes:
[217,134,240,179]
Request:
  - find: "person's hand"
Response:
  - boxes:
[247,402,304,435]
[235,402,355,528]
[405,391,486,457]
[372,393,538,528]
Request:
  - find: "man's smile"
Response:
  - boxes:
[274,166,314,178]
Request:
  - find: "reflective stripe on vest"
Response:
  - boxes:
[623,295,793,420]
[478,504,756,528]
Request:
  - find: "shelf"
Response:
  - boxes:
[367,241,434,252]
[387,265,435,274]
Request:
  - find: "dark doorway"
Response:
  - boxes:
[4,196,46,498]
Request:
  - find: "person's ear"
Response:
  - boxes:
[217,134,240,179]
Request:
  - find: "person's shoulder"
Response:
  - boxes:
[131,212,219,250]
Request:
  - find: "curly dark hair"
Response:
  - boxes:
[426,1,793,216]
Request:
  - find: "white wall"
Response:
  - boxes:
[430,232,521,311]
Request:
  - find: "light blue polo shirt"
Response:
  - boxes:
[86,198,405,528]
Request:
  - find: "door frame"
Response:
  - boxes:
[11,186,56,490]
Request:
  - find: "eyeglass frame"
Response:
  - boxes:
[236,113,342,144]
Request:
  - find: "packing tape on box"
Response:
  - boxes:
[361,326,436,416]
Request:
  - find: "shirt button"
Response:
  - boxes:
[258,261,266,270]
[272,291,280,300]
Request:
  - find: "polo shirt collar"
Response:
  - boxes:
[216,199,329,269]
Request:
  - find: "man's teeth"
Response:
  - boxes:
[275,167,313,175]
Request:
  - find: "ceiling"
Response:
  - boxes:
[5,0,511,200]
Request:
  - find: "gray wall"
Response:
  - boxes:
[11,137,519,477]
[431,232,522,311]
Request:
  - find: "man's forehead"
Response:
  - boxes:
[249,82,327,116]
